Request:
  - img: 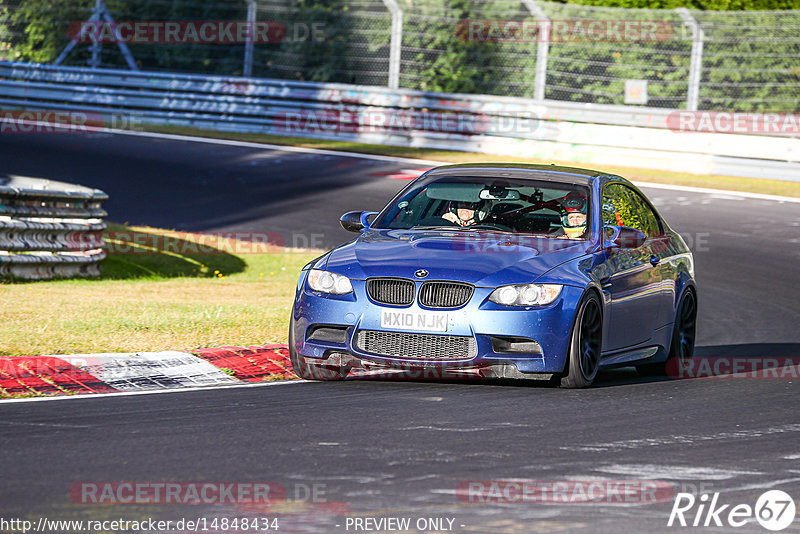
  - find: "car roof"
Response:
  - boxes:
[425,163,613,186]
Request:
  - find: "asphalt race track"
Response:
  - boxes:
[2,131,800,533]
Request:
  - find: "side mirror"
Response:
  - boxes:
[340,211,379,233]
[604,225,646,249]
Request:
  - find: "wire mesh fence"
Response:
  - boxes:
[250,0,392,86]
[693,10,800,111]
[399,0,541,96]
[0,0,797,111]
[527,3,692,107]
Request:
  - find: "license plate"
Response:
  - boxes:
[380,310,448,332]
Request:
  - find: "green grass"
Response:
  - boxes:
[144,124,800,199]
[0,224,319,356]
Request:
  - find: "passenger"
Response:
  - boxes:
[554,192,588,239]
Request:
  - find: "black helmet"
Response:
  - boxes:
[560,192,588,238]
[447,199,488,222]
[453,200,483,211]
[561,191,587,218]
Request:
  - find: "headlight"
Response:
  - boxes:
[307,269,353,294]
[489,284,562,306]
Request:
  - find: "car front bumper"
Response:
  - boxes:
[292,273,584,375]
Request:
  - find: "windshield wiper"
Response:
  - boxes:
[410,226,570,239]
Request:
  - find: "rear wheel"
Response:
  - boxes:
[560,292,603,389]
[288,313,349,381]
[637,288,697,377]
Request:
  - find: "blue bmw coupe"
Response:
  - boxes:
[290,164,697,388]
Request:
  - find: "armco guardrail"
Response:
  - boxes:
[0,174,107,280]
[0,61,798,181]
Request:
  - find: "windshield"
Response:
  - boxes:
[373,175,592,240]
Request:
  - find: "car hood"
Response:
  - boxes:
[325,229,591,286]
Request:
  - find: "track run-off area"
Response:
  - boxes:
[1,130,799,533]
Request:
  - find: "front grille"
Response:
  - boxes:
[367,278,415,306]
[419,281,474,308]
[356,330,477,360]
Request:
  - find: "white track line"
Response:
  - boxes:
[0,379,308,405]
[106,128,800,204]
[631,181,800,204]
[112,128,443,166]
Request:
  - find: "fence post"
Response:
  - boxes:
[88,0,103,68]
[522,0,549,101]
[244,0,257,77]
[54,0,138,70]
[676,8,704,111]
[381,0,402,89]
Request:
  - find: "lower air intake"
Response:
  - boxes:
[356,330,477,360]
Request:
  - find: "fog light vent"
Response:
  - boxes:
[490,336,543,354]
[308,326,348,344]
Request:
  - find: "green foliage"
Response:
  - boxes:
[109,0,245,74]
[564,0,800,9]
[602,184,643,231]
[398,0,537,94]
[253,0,384,83]
[0,0,92,63]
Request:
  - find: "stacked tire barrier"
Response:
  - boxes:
[0,174,107,280]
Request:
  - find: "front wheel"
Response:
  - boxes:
[560,291,603,389]
[288,313,349,381]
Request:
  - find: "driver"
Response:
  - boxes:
[442,200,486,227]
[555,191,588,239]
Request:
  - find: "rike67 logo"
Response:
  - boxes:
[668,490,796,531]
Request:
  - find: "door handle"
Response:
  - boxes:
[650,255,660,266]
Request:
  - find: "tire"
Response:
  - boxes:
[288,312,349,381]
[560,291,603,389]
[637,288,697,377]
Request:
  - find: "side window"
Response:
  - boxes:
[601,183,642,231]
[627,189,662,238]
